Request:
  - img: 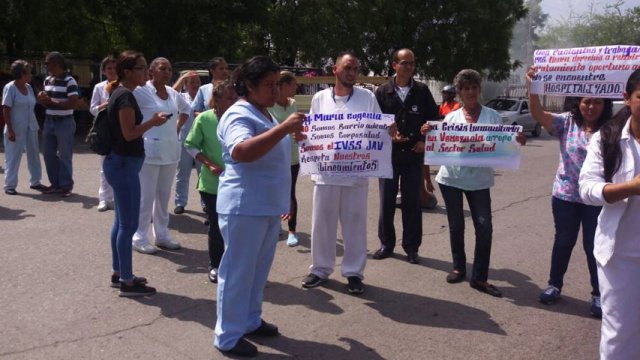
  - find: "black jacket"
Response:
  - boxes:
[375,79,439,165]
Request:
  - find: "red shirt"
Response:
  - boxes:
[439,100,461,117]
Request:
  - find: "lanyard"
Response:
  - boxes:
[331,87,354,104]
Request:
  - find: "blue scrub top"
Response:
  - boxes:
[216,99,292,216]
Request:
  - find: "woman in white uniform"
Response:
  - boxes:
[132,57,190,254]
[89,56,117,211]
[579,69,640,360]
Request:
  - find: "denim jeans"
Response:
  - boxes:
[549,196,601,295]
[3,129,42,190]
[175,146,201,207]
[103,153,144,281]
[200,191,224,269]
[439,183,493,282]
[378,161,423,253]
[42,115,75,190]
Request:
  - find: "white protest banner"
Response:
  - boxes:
[298,112,395,178]
[530,45,640,98]
[424,121,523,169]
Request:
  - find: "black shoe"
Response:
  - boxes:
[372,247,393,260]
[301,273,327,288]
[4,188,17,195]
[446,270,466,284]
[470,280,502,298]
[218,338,258,358]
[173,205,185,214]
[347,276,364,295]
[246,319,279,337]
[119,282,156,297]
[30,184,49,192]
[407,252,419,264]
[111,275,147,288]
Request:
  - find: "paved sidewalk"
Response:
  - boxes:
[0,133,600,359]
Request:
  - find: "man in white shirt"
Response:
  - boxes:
[301,52,381,295]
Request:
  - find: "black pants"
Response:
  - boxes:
[439,183,493,282]
[287,164,300,232]
[377,162,422,253]
[200,191,224,269]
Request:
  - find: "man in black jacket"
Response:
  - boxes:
[373,48,439,264]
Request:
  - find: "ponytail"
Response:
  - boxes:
[106,79,120,95]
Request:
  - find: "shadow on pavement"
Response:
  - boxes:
[263,281,344,315]
[18,191,97,209]
[133,292,216,330]
[257,336,384,359]
[154,246,210,274]
[354,283,506,335]
[169,212,208,235]
[0,206,35,220]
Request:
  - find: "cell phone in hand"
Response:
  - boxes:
[165,113,173,119]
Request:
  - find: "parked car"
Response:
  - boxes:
[485,97,541,137]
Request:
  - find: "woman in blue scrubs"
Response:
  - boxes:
[213,56,305,358]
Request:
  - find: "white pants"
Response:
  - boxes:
[310,183,368,279]
[133,163,177,245]
[598,254,640,360]
[98,155,114,202]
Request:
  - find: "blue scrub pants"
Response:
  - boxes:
[214,214,280,350]
[3,128,42,190]
[174,146,201,207]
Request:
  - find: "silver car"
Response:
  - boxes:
[485,97,542,137]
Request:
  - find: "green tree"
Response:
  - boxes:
[537,1,640,49]
[1,0,527,82]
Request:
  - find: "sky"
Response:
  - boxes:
[541,0,639,25]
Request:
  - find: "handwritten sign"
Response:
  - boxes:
[531,45,640,98]
[424,121,523,169]
[298,112,394,178]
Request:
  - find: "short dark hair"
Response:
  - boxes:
[233,56,280,97]
[45,51,66,68]
[336,51,358,64]
[10,60,31,80]
[277,70,296,87]
[391,48,413,63]
[210,57,226,71]
[100,56,116,72]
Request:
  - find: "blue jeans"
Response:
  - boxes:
[42,115,75,190]
[3,129,42,190]
[103,153,144,281]
[439,183,493,282]
[174,146,201,207]
[549,197,601,295]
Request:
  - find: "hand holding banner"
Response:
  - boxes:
[298,112,395,178]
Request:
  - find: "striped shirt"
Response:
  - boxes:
[44,73,78,116]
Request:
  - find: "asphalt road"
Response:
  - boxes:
[0,131,600,360]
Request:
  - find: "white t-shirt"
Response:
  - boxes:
[133,81,190,165]
[309,86,382,186]
[89,80,109,117]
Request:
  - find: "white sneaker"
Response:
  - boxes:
[97,201,109,212]
[133,241,157,254]
[156,238,181,250]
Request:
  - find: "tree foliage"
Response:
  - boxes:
[537,1,640,49]
[0,0,527,81]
